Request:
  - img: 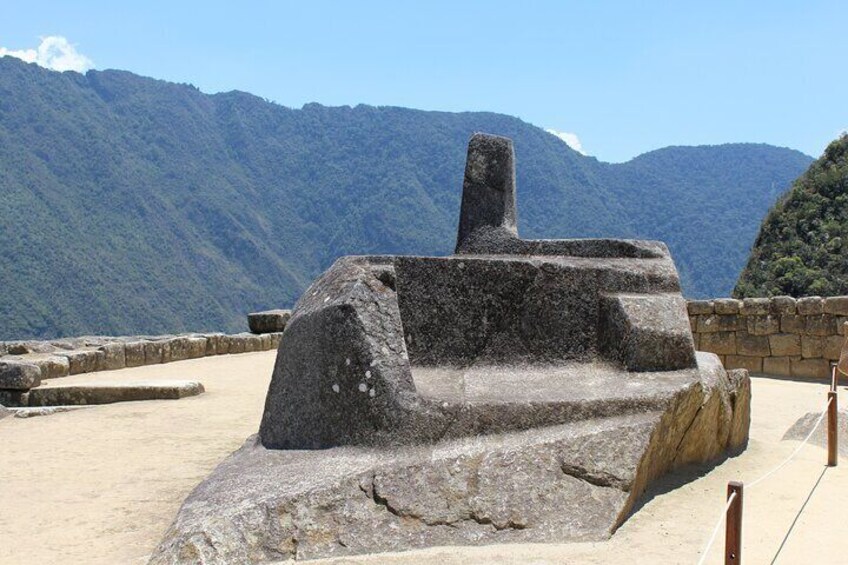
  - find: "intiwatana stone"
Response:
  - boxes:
[0,360,41,390]
[151,133,750,563]
[247,310,292,334]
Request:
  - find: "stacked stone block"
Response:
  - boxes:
[688,296,848,379]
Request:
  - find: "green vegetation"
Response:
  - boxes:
[0,56,812,339]
[735,135,848,298]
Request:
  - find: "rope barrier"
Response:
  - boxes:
[747,396,832,490]
[694,394,834,563]
[696,491,738,565]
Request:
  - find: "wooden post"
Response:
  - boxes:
[828,390,838,467]
[833,364,839,392]
[726,481,743,564]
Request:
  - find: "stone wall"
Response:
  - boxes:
[0,332,283,383]
[687,296,848,379]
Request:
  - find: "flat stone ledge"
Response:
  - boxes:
[27,380,205,406]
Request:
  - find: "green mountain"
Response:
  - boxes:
[735,134,848,297]
[0,56,812,339]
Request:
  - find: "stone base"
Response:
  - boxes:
[150,355,749,563]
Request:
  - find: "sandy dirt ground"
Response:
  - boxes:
[1,352,846,564]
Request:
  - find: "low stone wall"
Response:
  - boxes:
[687,296,848,379]
[0,332,283,383]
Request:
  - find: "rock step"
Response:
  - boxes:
[27,380,204,406]
[411,362,703,440]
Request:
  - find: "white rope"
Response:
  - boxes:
[695,395,834,563]
[695,491,738,565]
[747,396,833,489]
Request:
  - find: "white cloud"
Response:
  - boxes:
[545,128,586,155]
[0,36,93,73]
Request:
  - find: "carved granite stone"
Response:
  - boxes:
[151,133,750,563]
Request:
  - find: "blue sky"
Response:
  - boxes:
[3,1,847,162]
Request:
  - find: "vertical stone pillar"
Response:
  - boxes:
[455,133,518,252]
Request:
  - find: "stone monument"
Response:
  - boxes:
[150,133,750,564]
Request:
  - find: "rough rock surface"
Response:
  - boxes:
[153,133,751,563]
[151,354,748,564]
[783,407,846,457]
[27,380,204,406]
[248,310,292,334]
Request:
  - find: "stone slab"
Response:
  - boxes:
[27,380,204,406]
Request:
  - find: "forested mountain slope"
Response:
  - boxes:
[736,135,848,297]
[0,56,812,338]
